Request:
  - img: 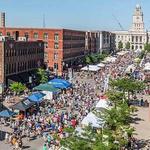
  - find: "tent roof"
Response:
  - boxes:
[81,65,100,72]
[11,99,35,111]
[97,63,105,67]
[81,112,104,128]
[34,83,61,92]
[0,109,16,118]
[28,92,46,103]
[48,78,71,89]
[96,100,109,109]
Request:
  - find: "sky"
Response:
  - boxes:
[0,0,149,31]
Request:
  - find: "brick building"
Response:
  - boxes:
[0,28,85,75]
[0,38,44,87]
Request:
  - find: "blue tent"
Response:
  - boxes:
[28,92,46,103]
[0,109,16,118]
[48,78,72,89]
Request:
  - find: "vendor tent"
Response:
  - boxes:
[28,92,46,103]
[0,109,16,118]
[144,63,150,71]
[81,65,100,72]
[97,63,105,68]
[125,64,136,73]
[81,112,104,128]
[117,51,128,56]
[48,78,72,89]
[96,100,109,109]
[34,83,61,93]
[11,99,35,111]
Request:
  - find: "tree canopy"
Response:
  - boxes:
[10,82,26,95]
[118,41,123,50]
[37,68,48,84]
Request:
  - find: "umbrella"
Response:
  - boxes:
[0,109,16,118]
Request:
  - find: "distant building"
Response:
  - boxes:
[0,28,86,75]
[113,4,149,50]
[0,12,5,28]
[85,31,116,54]
[0,38,44,87]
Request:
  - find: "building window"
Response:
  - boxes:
[54,43,59,49]
[54,52,58,60]
[132,36,134,42]
[54,63,58,69]
[24,32,29,40]
[54,33,59,42]
[43,33,48,40]
[140,36,142,42]
[136,36,138,42]
[33,32,38,39]
[44,42,48,48]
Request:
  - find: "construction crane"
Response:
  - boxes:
[112,14,124,30]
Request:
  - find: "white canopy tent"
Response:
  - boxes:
[144,63,150,71]
[97,63,105,68]
[96,100,109,109]
[41,91,53,100]
[81,112,104,128]
[117,51,128,56]
[81,65,100,72]
[104,56,117,63]
[125,64,136,73]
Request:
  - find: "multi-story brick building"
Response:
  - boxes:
[0,28,85,75]
[0,38,44,88]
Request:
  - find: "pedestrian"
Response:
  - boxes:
[43,143,47,150]
[5,132,9,143]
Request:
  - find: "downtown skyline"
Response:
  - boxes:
[0,0,149,31]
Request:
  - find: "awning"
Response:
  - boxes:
[28,92,46,103]
[81,65,100,72]
[0,109,16,118]
[11,99,35,111]
[48,78,72,89]
[34,83,61,93]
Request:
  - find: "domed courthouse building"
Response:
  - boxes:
[113,4,150,50]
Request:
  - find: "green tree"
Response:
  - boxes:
[85,56,91,64]
[110,78,145,101]
[125,42,130,50]
[10,82,26,95]
[118,41,123,50]
[37,68,48,84]
[144,43,150,53]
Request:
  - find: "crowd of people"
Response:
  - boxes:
[0,50,149,150]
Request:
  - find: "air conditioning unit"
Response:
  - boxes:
[18,37,27,41]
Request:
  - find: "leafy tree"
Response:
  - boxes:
[106,91,125,108]
[118,41,123,50]
[110,78,145,101]
[144,43,150,53]
[10,82,26,95]
[85,56,91,64]
[125,42,130,50]
[37,68,48,84]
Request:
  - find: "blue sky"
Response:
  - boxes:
[0,0,149,31]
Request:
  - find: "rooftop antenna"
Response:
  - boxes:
[43,14,46,28]
[112,14,124,30]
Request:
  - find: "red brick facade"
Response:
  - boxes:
[0,28,85,75]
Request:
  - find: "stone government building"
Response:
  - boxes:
[113,4,150,50]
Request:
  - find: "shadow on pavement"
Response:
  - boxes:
[130,117,144,124]
[22,145,31,149]
[0,130,6,141]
